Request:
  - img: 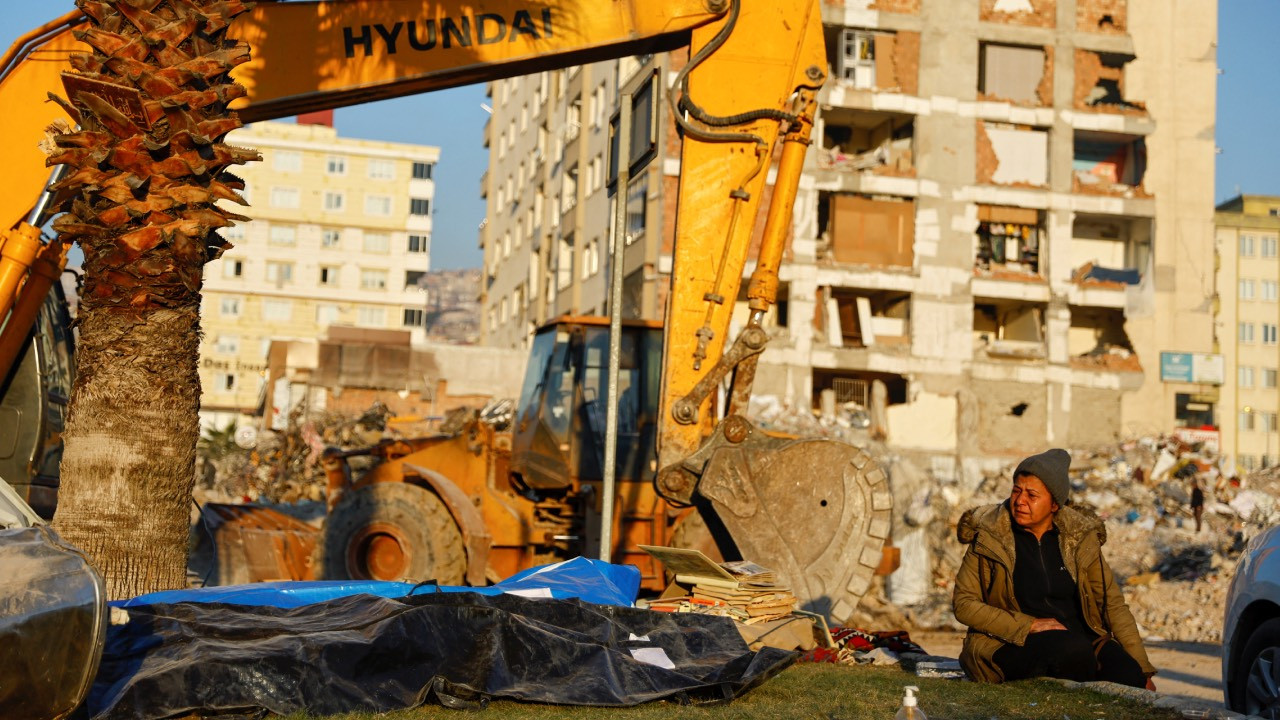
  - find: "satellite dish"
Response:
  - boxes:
[234,425,259,449]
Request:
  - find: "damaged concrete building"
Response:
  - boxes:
[479,0,1219,466]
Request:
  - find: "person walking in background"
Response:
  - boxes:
[952,448,1157,689]
[1190,478,1205,533]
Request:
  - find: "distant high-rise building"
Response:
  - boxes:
[200,119,439,427]
[480,0,1219,461]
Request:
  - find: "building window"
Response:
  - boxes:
[222,259,244,278]
[262,299,292,322]
[265,261,294,284]
[408,234,429,253]
[1266,369,1278,388]
[582,237,600,279]
[1241,234,1257,257]
[368,158,395,180]
[403,308,425,327]
[323,191,345,212]
[1265,323,1278,345]
[410,198,432,216]
[405,270,426,289]
[412,162,434,180]
[220,297,241,317]
[1240,366,1256,388]
[1265,236,1279,258]
[319,266,340,286]
[214,334,239,355]
[365,194,392,216]
[1240,454,1257,470]
[626,174,648,243]
[360,268,389,290]
[326,155,346,175]
[270,186,300,209]
[1265,280,1279,302]
[363,232,390,253]
[356,306,385,327]
[1242,411,1257,432]
[556,233,574,290]
[975,205,1042,275]
[316,303,339,325]
[218,373,237,392]
[268,224,296,246]
[222,223,245,241]
[1241,279,1256,300]
[1269,413,1280,433]
[322,228,342,248]
[1241,322,1256,343]
[273,150,301,172]
[562,164,578,213]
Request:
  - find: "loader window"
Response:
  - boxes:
[517,329,558,424]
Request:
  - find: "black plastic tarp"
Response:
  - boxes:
[89,591,797,718]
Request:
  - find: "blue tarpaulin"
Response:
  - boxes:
[112,556,640,609]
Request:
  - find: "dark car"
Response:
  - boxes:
[1223,524,1280,718]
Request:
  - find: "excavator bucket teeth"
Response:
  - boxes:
[698,438,891,625]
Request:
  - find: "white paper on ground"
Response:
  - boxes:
[503,588,553,599]
[628,633,650,642]
[629,647,675,669]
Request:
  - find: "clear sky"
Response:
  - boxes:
[2,2,1276,268]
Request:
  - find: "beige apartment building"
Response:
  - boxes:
[200,118,439,427]
[480,0,1219,467]
[1216,195,1280,472]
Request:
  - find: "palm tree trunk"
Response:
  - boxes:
[48,0,255,599]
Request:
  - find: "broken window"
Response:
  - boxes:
[977,122,1048,186]
[975,205,1043,276]
[1075,51,1143,112]
[979,43,1050,105]
[973,299,1046,359]
[1068,307,1138,371]
[824,27,919,95]
[827,289,911,348]
[819,109,914,176]
[1070,215,1150,285]
[1073,131,1146,196]
[821,194,915,267]
[810,368,908,436]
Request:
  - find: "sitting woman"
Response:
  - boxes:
[952,448,1157,688]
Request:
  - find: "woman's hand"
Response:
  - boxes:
[1028,617,1067,633]
[1145,677,1157,691]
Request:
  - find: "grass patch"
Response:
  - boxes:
[279,664,1183,720]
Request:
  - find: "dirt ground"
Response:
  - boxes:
[912,631,1225,709]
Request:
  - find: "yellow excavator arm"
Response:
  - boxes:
[1,0,892,619]
[1,0,815,453]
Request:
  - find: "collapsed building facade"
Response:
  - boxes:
[479,0,1219,466]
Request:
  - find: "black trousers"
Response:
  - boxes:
[993,630,1147,688]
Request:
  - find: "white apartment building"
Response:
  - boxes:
[200,118,439,426]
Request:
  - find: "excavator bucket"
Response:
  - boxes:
[694,430,892,625]
[191,503,320,586]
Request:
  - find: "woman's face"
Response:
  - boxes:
[1010,474,1058,531]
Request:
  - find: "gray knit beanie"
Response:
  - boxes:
[1013,448,1072,506]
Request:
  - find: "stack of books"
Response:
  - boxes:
[639,547,797,624]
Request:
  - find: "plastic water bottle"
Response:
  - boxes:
[894,685,927,720]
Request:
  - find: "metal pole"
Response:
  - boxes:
[599,92,632,562]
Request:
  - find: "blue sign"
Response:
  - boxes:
[1160,352,1193,382]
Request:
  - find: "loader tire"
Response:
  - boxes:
[317,482,465,585]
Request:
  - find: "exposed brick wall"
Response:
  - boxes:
[1036,45,1055,107]
[979,0,1056,28]
[1073,49,1146,115]
[1076,0,1126,33]
[975,121,998,185]
[891,31,920,97]
[868,0,921,13]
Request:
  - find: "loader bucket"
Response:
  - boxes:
[191,503,321,586]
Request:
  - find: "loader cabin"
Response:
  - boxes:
[509,316,662,492]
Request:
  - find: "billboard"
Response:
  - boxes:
[1160,352,1223,385]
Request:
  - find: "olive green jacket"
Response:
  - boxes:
[951,501,1156,683]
